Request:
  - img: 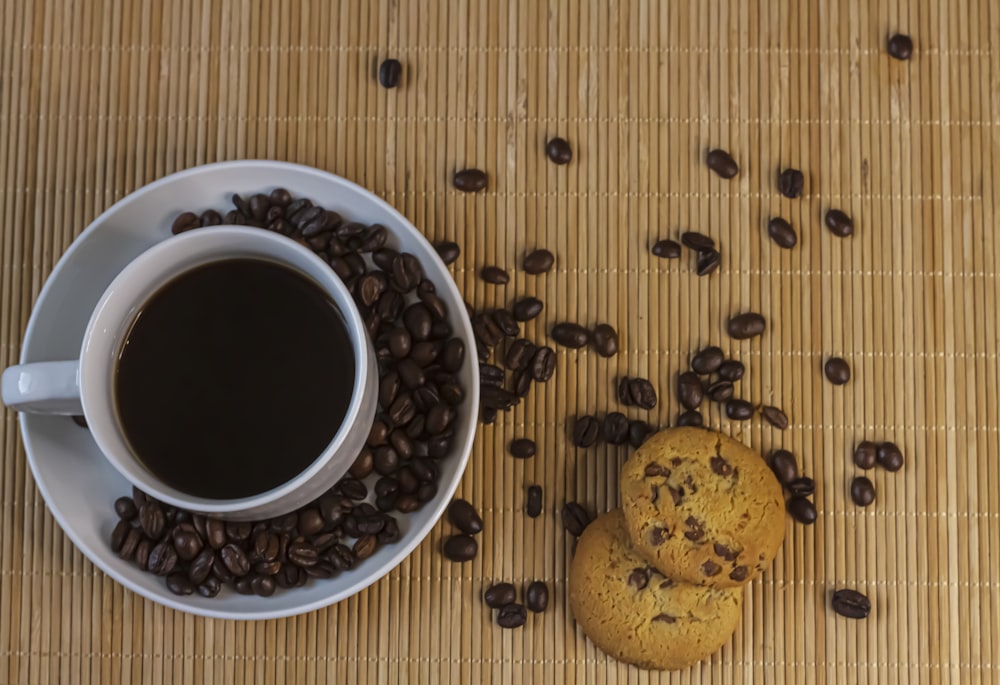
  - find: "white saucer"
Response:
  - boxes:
[17,161,479,620]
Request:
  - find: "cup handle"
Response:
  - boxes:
[1,361,83,415]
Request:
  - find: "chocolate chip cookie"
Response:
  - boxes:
[569,510,743,670]
[620,427,785,588]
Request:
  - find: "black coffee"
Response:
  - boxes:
[115,258,355,499]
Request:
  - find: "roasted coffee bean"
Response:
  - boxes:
[602,412,629,445]
[505,339,536,370]
[338,478,369,501]
[591,324,619,357]
[379,58,402,87]
[727,312,767,339]
[706,149,739,178]
[222,209,244,226]
[545,137,572,164]
[173,530,202,561]
[358,273,388,308]
[718,360,745,382]
[824,357,851,385]
[481,384,519,410]
[705,380,734,403]
[281,196,310,219]
[480,364,505,386]
[353,534,378,561]
[691,346,725,374]
[139,503,166,540]
[489,309,518,338]
[787,496,818,524]
[434,241,461,265]
[825,209,854,237]
[832,589,871,619]
[725,399,754,421]
[388,392,418,426]
[397,359,426,390]
[887,33,913,60]
[147,542,179,576]
[526,485,543,518]
[529,346,556,382]
[411,341,444,367]
[290,205,324,231]
[770,449,798,484]
[379,372,401,408]
[511,296,544,323]
[472,313,505,348]
[111,520,131,553]
[628,420,653,448]
[298,508,325,537]
[377,290,405,322]
[680,231,715,251]
[221,544,251,576]
[448,499,483,535]
[375,476,401,499]
[368,419,391,447]
[356,514,387,536]
[300,211,332,238]
[440,338,465,372]
[378,517,402,544]
[651,239,681,259]
[386,328,412,359]
[288,540,319,567]
[851,476,876,507]
[525,581,549,612]
[453,168,488,192]
[768,217,797,248]
[373,446,401,476]
[786,477,815,497]
[200,209,224,226]
[268,187,291,207]
[439,382,465,406]
[484,582,517,609]
[777,168,805,198]
[877,442,904,472]
[509,438,537,459]
[443,534,478,561]
[118,527,141,560]
[572,415,600,448]
[360,224,388,251]
[854,441,878,470]
[676,410,703,427]
[497,603,528,628]
[425,405,454,435]
[372,247,400,272]
[696,249,721,276]
[562,502,591,537]
[205,518,227,550]
[249,194,272,221]
[115,497,138,521]
[188,549,215,585]
[677,372,704,410]
[550,322,590,349]
[171,211,200,234]
[761,405,789,430]
[392,253,424,292]
[197,576,222,598]
[250,574,277,597]
[480,265,509,285]
[522,248,555,274]
[627,377,658,410]
[166,573,194,596]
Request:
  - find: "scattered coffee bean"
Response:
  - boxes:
[718,360,745,382]
[443,534,478,562]
[651,239,681,259]
[706,149,739,178]
[691,346,725,374]
[854,441,878,470]
[572,415,601,448]
[770,449,798,484]
[877,442,904,472]
[480,266,510,285]
[727,312,766,340]
[496,603,528,628]
[705,380,734,403]
[831,588,871,619]
[602,412,630,445]
[696,249,721,276]
[434,241,461,265]
[777,168,805,198]
[887,33,913,61]
[676,410,703,427]
[166,573,195,596]
[786,477,816,497]
[490,309,519,337]
[526,485,543,518]
[550,322,590,349]
[484,582,517,609]
[823,358,851,386]
[509,438,537,459]
[448,499,484,535]
[680,231,715,252]
[825,209,854,237]
[726,399,754,421]
[170,211,200,234]
[787,496,818,524]
[114,497,137,521]
[512,297,544,322]
[591,324,619,357]
[378,58,402,88]
[677,372,704,410]
[767,217,797,248]
[851,476,876,507]
[529,346,557,382]
[505,339,536,370]
[453,169,488,192]
[761,405,789,430]
[628,420,653,448]
[525,581,549,612]
[522,248,555,274]
[619,377,657,410]
[545,137,572,165]
[562,502,592,537]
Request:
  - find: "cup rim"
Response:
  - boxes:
[79,225,373,515]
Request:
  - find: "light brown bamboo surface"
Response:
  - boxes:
[1,0,998,683]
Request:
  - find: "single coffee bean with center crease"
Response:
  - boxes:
[205,518,227,550]
[505,339,536,370]
[651,239,681,259]
[591,323,619,357]
[770,449,798,484]
[110,520,131,553]
[511,368,533,397]
[392,253,424,292]
[509,438,537,459]
[624,377,657,410]
[572,415,600,448]
[545,137,572,165]
[877,442,904,472]
[680,231,715,251]
[115,497,137,521]
[696,249,721,276]
[777,168,805,198]
[854,441,878,470]
[706,380,734,403]
[147,542,179,576]
[768,217,798,248]
[526,485,543,518]
[525,581,549,612]
[725,399,754,421]
[480,363,505,386]
[480,266,509,285]
[118,527,141,560]
[628,420,653,448]
[825,209,854,237]
[139,503,166,540]
[787,496,818,524]
[511,297,544,322]
[831,589,871,619]
[727,312,767,340]
[443,534,478,562]
[448,499,483,535]
[718,359,745,381]
[786,477,815,497]
[691,346,725,374]
[221,544,251,577]
[379,58,402,88]
[529,346,557,382]
[551,322,590,349]
[489,309,519,338]
[677,372,704,410]
[496,603,528,628]
[676,410,703,427]
[887,33,913,60]
[433,241,460,265]
[484,582,517,609]
[562,502,592,537]
[761,405,789,430]
[602,413,629,445]
[453,169,488,192]
[188,548,215,585]
[706,149,739,178]
[522,248,555,274]
[824,357,851,385]
[171,211,200,235]
[403,304,434,342]
[851,476,876,507]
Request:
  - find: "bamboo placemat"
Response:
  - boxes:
[1,0,998,683]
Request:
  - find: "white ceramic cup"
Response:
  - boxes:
[1,226,378,520]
